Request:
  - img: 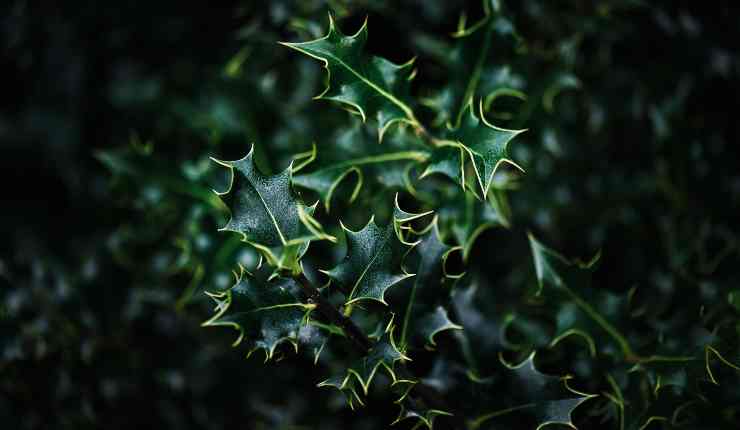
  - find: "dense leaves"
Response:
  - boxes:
[196,5,740,429]
[4,1,740,429]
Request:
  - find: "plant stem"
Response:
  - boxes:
[414,123,447,147]
[399,280,418,348]
[295,273,372,353]
[561,284,636,360]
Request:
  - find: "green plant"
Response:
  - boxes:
[198,4,740,430]
[5,1,738,429]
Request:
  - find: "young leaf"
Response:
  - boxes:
[442,100,525,197]
[323,217,414,306]
[280,15,420,140]
[293,125,429,212]
[392,193,434,245]
[439,186,510,260]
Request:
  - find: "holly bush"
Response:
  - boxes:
[3,1,739,429]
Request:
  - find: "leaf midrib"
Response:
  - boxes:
[249,303,308,313]
[309,151,428,172]
[251,178,288,245]
[327,53,417,123]
[349,227,392,300]
[456,19,494,124]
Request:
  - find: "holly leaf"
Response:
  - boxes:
[528,233,642,362]
[549,292,635,359]
[439,186,511,260]
[442,100,525,198]
[528,233,596,295]
[531,234,739,401]
[470,353,595,430]
[449,273,547,378]
[420,145,466,189]
[280,15,419,141]
[603,368,691,430]
[202,263,318,360]
[347,323,410,395]
[318,372,366,410]
[319,321,410,400]
[292,125,429,212]
[212,147,334,272]
[635,316,740,397]
[392,399,453,430]
[397,219,463,350]
[392,193,434,246]
[422,1,523,127]
[323,217,414,306]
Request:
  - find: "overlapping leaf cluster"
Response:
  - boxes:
[198,2,740,429]
[4,1,739,429]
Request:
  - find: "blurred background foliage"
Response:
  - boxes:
[2,0,739,428]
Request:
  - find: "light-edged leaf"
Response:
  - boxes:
[347,322,410,395]
[212,146,335,271]
[422,1,523,127]
[392,400,453,430]
[443,100,525,197]
[417,306,463,348]
[439,186,511,261]
[318,372,366,410]
[397,219,463,350]
[470,352,596,430]
[528,233,642,362]
[293,125,429,212]
[392,192,434,245]
[281,15,420,140]
[323,217,414,306]
[202,263,317,360]
[419,145,466,189]
[319,320,410,400]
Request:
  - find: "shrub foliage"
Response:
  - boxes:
[3,1,739,429]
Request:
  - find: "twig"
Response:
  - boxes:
[295,273,372,353]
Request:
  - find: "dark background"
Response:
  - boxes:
[2,1,739,429]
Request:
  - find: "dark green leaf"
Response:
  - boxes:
[281,15,420,140]
[213,147,334,271]
[470,353,595,429]
[202,263,317,360]
[323,217,413,306]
